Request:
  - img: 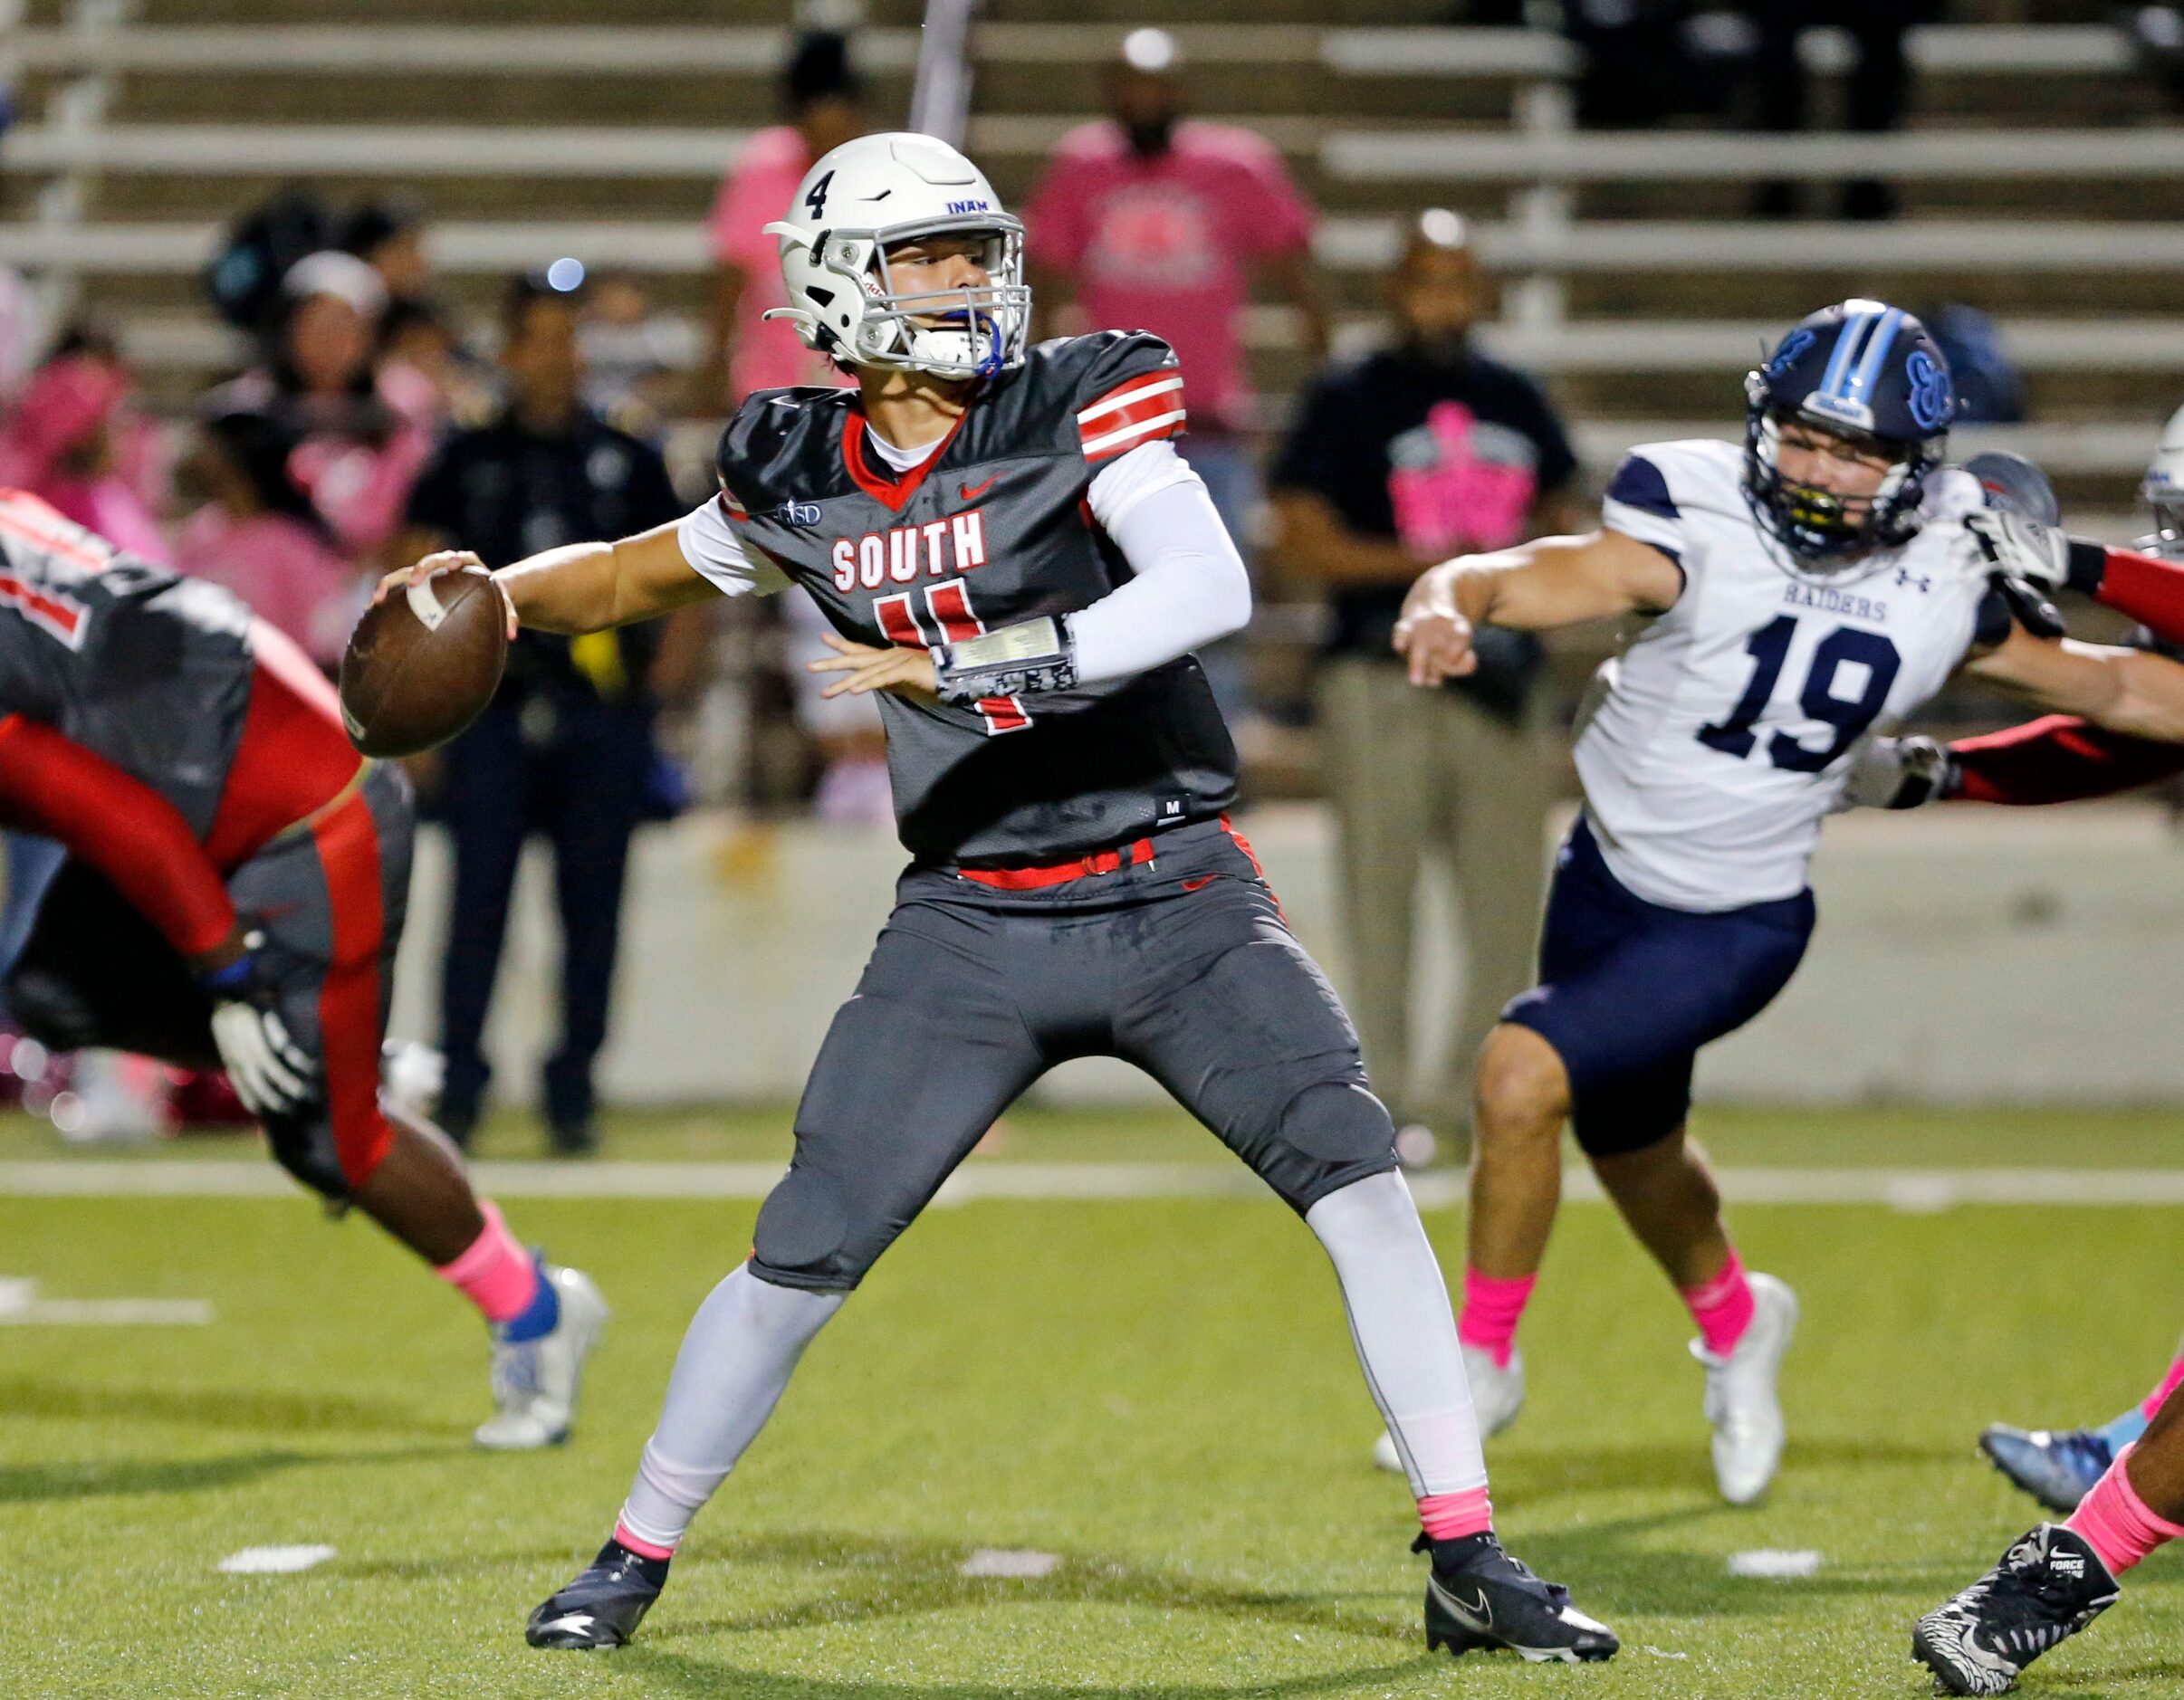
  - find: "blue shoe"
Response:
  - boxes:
[1978,1425,2112,1514]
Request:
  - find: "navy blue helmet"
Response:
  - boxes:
[1744,300,1956,565]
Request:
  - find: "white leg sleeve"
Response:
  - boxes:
[1306,1170,1489,1499]
[616,1265,843,1551]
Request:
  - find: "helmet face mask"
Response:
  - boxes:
[1742,301,1952,571]
[765,135,1032,383]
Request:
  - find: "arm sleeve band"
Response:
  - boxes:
[2071,540,2184,645]
[1068,465,1252,686]
[1949,713,2184,806]
[0,715,235,957]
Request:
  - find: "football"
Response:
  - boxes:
[338,567,509,758]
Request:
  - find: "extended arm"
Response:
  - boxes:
[1392,529,1683,687]
[377,515,743,640]
[1965,625,2184,744]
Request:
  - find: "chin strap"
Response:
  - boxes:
[932,616,1079,705]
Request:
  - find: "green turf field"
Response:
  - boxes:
[5,1105,2184,1697]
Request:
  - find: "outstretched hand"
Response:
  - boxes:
[1392,563,1480,687]
[372,550,519,641]
[807,632,940,703]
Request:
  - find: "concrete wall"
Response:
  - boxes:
[387,801,2184,1109]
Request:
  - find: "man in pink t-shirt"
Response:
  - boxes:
[704,32,868,407]
[1023,29,1327,439]
[1023,29,1327,717]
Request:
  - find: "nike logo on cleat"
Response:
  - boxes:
[1430,1577,1494,1634]
[536,1613,597,1638]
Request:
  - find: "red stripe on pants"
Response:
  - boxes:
[309,788,392,1187]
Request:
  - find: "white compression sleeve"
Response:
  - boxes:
[1068,458,1252,686]
[617,1265,844,1551]
[1306,1170,1489,1501]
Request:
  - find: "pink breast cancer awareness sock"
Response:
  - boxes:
[612,1518,677,1562]
[2065,1446,2184,1575]
[432,1199,539,1324]
[1681,1247,1756,1358]
[1455,1267,1536,1370]
[1418,1486,1494,1542]
[2140,1356,2184,1422]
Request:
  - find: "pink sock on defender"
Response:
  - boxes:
[433,1199,537,1324]
[1456,1268,1535,1370]
[1418,1486,1493,1542]
[612,1518,677,1562]
[2140,1358,2184,1421]
[1681,1248,1755,1358]
[2066,1447,2184,1574]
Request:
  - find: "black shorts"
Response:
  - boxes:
[5,762,415,1198]
[750,818,1398,1292]
[1501,817,1814,1157]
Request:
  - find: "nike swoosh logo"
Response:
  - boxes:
[1181,876,1217,892]
[535,1612,596,1637]
[960,476,1000,501]
[1429,1576,1494,1635]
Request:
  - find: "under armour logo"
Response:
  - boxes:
[1894,568,1930,593]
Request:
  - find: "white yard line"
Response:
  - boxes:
[4,1160,2184,1208]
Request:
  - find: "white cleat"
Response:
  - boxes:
[1693,1272,1797,1505]
[1373,1345,1525,1474]
[474,1263,608,1451]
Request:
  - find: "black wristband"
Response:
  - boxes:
[2065,537,2108,596]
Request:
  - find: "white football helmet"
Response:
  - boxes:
[763,132,1030,381]
[2140,402,2184,555]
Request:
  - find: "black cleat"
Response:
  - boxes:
[1415,1531,1619,1664]
[526,1539,670,1649]
[1911,1523,2118,1696]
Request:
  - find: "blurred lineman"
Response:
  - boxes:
[1392,301,2184,1507]
[0,489,602,1447]
[387,132,1620,1664]
[1844,410,2184,1519]
[1913,1380,2184,1695]
[1271,211,1579,1153]
[401,275,692,1154]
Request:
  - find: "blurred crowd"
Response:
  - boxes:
[0,14,2053,1152]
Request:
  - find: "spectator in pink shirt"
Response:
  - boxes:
[175,409,361,670]
[703,31,869,409]
[1023,27,1328,715]
[0,327,169,565]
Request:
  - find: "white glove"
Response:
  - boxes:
[200,931,318,1118]
[209,1000,316,1118]
[1839,734,1954,811]
[1964,509,2070,591]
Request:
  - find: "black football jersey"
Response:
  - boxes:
[716,331,1237,868]
[0,491,258,837]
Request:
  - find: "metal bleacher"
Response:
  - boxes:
[0,3,2179,530]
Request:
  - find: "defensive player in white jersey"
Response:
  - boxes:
[1389,301,2184,1506]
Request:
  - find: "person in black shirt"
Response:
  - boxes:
[1271,211,1582,1159]
[401,274,693,1154]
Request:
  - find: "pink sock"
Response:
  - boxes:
[2065,1446,2184,1575]
[1456,1267,1536,1370]
[612,1518,676,1562]
[1681,1248,1756,1358]
[1418,1486,1493,1542]
[2141,1357,2184,1422]
[433,1199,538,1324]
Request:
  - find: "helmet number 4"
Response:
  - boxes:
[1697,616,1901,773]
[805,170,835,219]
